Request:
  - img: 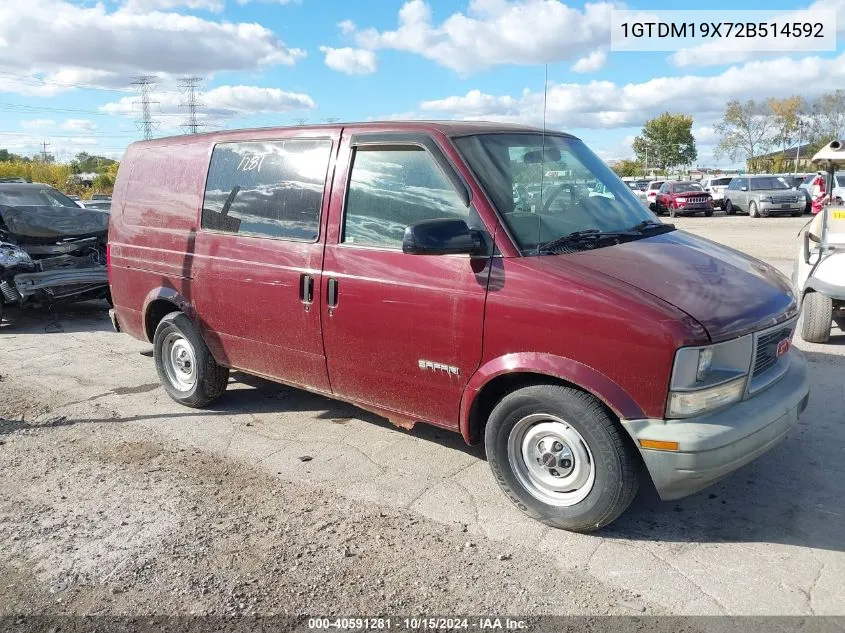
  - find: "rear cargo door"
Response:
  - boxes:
[193,135,336,391]
[320,132,492,428]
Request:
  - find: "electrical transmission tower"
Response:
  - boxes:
[131,76,159,140]
[178,76,206,134]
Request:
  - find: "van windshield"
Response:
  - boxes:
[454,133,665,254]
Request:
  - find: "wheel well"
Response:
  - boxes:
[145,299,180,341]
[467,372,618,445]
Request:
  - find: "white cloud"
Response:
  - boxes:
[0,0,305,97]
[338,20,357,35]
[20,119,56,129]
[123,0,224,12]
[319,47,378,75]
[570,49,607,73]
[670,0,845,67]
[62,119,97,132]
[417,52,845,129]
[100,84,315,120]
[352,0,618,74]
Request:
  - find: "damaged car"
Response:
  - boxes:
[0,183,110,322]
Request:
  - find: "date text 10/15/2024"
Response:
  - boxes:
[308,617,529,630]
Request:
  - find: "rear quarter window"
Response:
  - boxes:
[201,139,332,241]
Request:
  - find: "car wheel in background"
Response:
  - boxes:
[800,292,833,343]
[725,200,736,215]
[749,201,760,218]
[485,384,639,533]
[153,311,230,407]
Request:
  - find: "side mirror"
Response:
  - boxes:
[402,218,486,256]
[741,186,748,191]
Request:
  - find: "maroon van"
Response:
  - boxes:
[108,122,809,532]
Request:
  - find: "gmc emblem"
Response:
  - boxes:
[776,339,790,358]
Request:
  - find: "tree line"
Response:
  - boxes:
[0,150,119,196]
[611,90,845,178]
[716,91,845,172]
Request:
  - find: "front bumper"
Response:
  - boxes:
[621,349,809,500]
[760,201,804,214]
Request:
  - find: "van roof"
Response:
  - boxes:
[127,120,579,148]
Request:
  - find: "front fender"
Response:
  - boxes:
[459,352,647,444]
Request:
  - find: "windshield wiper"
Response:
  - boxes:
[626,219,675,233]
[538,229,635,253]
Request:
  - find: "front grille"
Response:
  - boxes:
[752,325,793,378]
[770,195,800,204]
[683,196,709,204]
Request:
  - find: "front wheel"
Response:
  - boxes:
[749,201,760,218]
[485,384,639,532]
[153,312,229,407]
[801,292,833,343]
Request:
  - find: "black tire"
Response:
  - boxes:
[704,209,714,217]
[749,201,760,218]
[485,384,639,533]
[725,200,736,215]
[800,292,833,343]
[153,311,229,407]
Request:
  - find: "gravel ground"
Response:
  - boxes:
[0,386,652,619]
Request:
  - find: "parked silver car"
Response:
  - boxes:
[723,175,805,218]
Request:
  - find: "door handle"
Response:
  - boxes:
[300,274,314,304]
[327,278,339,308]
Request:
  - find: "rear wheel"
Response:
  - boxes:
[725,200,736,215]
[800,292,833,344]
[153,312,229,407]
[485,384,639,533]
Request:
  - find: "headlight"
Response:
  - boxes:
[667,378,747,418]
[676,197,687,203]
[761,196,773,203]
[668,335,753,418]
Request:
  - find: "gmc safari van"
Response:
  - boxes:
[108,121,809,532]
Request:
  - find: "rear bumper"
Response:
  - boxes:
[621,349,809,500]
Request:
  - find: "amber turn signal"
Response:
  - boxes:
[639,439,680,451]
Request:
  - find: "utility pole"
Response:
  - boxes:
[131,76,159,140]
[178,76,206,134]
[40,141,50,163]
[292,118,308,126]
[794,122,803,175]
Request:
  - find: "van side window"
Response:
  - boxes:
[201,139,331,241]
[342,146,470,249]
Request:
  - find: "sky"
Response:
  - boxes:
[0,0,842,167]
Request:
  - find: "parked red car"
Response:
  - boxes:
[654,181,714,217]
[108,121,808,532]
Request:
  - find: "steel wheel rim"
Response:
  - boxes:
[162,332,197,392]
[507,413,595,507]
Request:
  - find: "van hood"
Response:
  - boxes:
[559,230,797,341]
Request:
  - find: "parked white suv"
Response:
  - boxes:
[645,180,665,211]
[702,176,733,210]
